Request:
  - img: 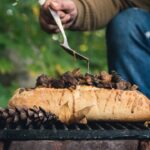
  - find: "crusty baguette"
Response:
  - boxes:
[8,86,150,124]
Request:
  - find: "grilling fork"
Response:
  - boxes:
[39,0,89,61]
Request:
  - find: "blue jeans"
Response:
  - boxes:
[106,8,150,98]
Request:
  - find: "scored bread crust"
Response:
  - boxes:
[8,86,150,124]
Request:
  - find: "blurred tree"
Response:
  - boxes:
[0,0,107,106]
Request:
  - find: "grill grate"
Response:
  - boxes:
[0,122,150,140]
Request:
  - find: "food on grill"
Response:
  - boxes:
[8,69,150,124]
[0,107,57,129]
[35,68,137,90]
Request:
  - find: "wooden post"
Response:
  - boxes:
[0,140,139,150]
[139,141,150,150]
[0,142,3,150]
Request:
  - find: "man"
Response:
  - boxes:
[39,0,150,98]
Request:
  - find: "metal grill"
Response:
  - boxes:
[0,122,150,140]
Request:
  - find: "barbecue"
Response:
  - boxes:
[0,69,150,141]
[0,121,150,140]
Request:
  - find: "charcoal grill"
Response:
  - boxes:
[0,122,150,140]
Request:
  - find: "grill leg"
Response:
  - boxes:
[0,141,11,150]
[139,141,150,150]
[0,140,139,150]
[0,142,3,150]
[3,141,11,150]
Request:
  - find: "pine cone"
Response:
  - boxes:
[0,107,57,129]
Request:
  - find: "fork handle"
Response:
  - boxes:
[48,7,67,44]
[39,0,67,41]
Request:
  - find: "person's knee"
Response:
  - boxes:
[106,8,147,44]
[106,8,145,70]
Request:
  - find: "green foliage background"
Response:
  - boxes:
[0,0,107,107]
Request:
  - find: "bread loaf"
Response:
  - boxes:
[8,86,150,124]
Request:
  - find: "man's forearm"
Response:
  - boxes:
[71,0,150,31]
[71,0,122,31]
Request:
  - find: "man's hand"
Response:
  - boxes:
[39,0,77,33]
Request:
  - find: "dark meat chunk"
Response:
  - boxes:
[61,72,78,88]
[36,74,49,87]
[84,73,94,85]
[111,71,122,82]
[116,81,132,90]
[34,69,138,91]
[51,79,65,88]
[99,71,112,83]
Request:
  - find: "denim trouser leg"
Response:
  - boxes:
[106,8,150,98]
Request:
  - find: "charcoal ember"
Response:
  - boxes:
[36,74,49,87]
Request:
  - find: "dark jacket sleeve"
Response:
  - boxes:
[71,0,150,31]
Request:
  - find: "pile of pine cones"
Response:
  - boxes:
[0,107,57,129]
